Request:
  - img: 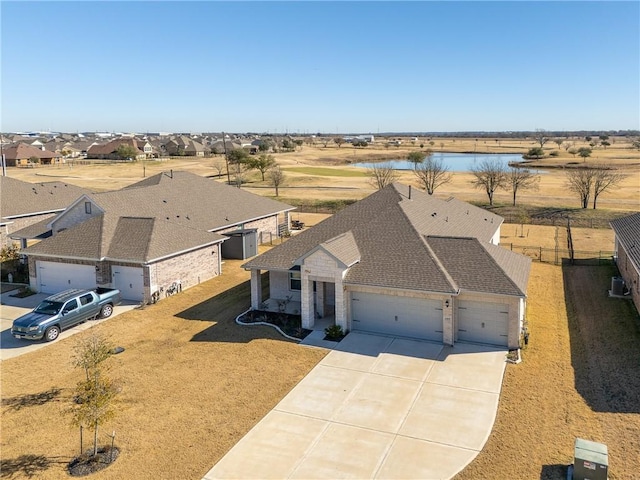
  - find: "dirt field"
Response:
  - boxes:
[455,263,640,480]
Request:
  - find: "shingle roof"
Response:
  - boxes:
[295,231,361,268]
[610,212,640,272]
[106,171,294,231]
[22,213,225,263]
[0,176,90,220]
[243,183,529,297]
[426,236,530,296]
[2,143,61,160]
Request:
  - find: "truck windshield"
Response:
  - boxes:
[34,301,63,315]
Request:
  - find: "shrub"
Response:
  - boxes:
[324,324,345,341]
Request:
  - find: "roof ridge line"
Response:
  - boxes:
[422,235,459,293]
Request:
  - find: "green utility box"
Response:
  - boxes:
[573,438,608,480]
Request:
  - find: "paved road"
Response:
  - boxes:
[1,288,138,361]
[204,332,507,480]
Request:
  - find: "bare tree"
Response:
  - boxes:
[267,165,285,197]
[506,167,539,206]
[591,165,626,209]
[534,129,549,148]
[554,138,564,149]
[470,158,507,205]
[212,158,226,178]
[413,156,452,195]
[368,162,399,190]
[333,137,345,148]
[565,168,596,208]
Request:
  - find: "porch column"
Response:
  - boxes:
[316,281,326,318]
[334,279,348,332]
[250,269,262,310]
[301,278,315,329]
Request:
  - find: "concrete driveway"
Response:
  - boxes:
[204,332,507,480]
[1,289,138,361]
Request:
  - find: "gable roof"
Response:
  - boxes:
[610,212,640,272]
[3,143,61,160]
[426,236,530,296]
[107,171,294,231]
[295,231,361,268]
[243,183,529,297]
[0,176,91,221]
[22,213,225,263]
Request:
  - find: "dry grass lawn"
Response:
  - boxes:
[1,258,326,479]
[455,263,640,480]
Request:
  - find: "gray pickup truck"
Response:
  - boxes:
[11,288,121,342]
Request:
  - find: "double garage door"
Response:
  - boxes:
[37,261,96,294]
[351,292,443,342]
[37,261,144,301]
[457,300,509,347]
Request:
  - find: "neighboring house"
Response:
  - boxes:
[86,138,147,160]
[0,177,90,247]
[243,183,531,349]
[610,212,640,312]
[2,143,63,166]
[164,136,209,157]
[12,171,294,303]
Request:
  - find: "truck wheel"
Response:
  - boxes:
[100,304,114,318]
[44,326,60,342]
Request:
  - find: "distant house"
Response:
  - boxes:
[2,143,63,166]
[86,138,148,160]
[11,171,295,302]
[243,183,531,349]
[0,177,90,247]
[164,136,209,157]
[610,212,640,312]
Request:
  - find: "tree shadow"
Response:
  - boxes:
[563,264,640,413]
[1,387,62,411]
[0,454,67,479]
[539,463,567,480]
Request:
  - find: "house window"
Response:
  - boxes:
[85,202,92,214]
[289,267,301,291]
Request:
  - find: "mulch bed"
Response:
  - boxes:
[68,446,119,477]
[238,310,312,340]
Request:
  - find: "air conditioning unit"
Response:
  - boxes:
[573,438,608,480]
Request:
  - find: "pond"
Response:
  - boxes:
[352,152,542,173]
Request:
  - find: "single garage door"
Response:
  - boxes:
[112,265,144,301]
[457,300,509,347]
[37,261,96,294]
[351,292,443,342]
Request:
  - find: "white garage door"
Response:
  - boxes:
[457,300,509,347]
[112,265,144,301]
[37,261,96,294]
[351,292,443,342]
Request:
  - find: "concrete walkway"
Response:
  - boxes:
[204,332,507,480]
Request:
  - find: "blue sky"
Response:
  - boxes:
[2,1,638,133]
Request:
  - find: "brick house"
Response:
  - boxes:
[243,183,531,349]
[12,171,294,302]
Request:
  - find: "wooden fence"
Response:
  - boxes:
[501,243,615,266]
